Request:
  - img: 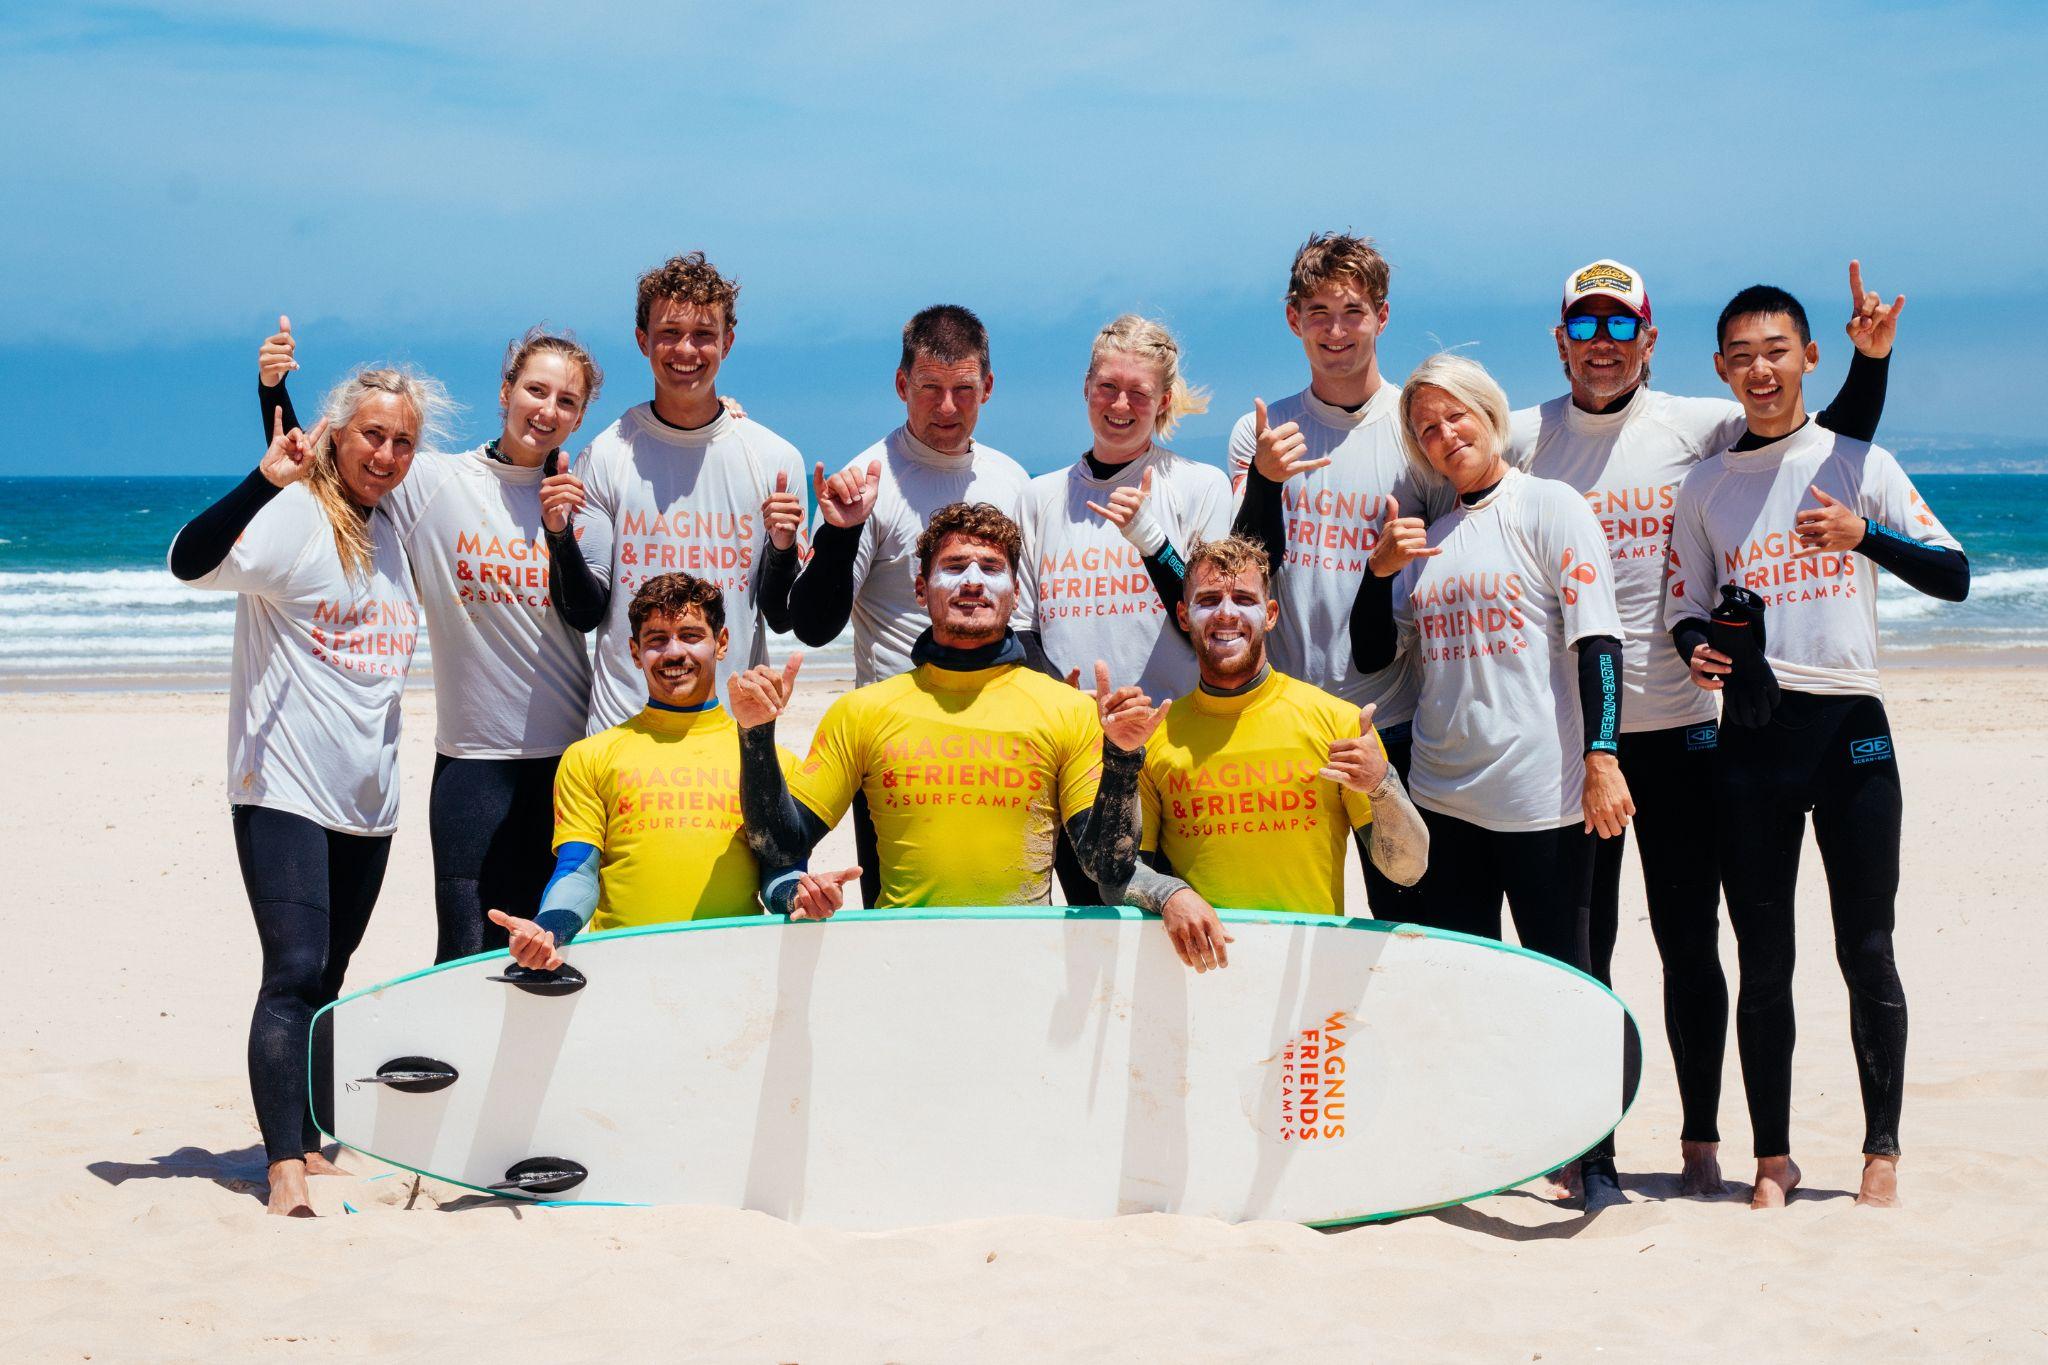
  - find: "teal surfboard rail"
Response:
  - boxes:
[310,906,1642,1224]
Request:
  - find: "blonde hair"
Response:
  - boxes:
[1397,353,1511,480]
[1087,314,1211,439]
[307,367,457,580]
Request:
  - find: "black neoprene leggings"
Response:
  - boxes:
[1717,691,1906,1159]
[1589,723,1730,1145]
[1406,808,1597,965]
[233,804,391,1164]
[427,753,560,963]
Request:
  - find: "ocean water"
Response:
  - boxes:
[0,472,2041,683]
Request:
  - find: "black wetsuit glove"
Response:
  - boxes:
[1709,584,1780,728]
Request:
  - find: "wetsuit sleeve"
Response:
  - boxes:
[1356,769,1428,888]
[1066,746,1143,894]
[533,842,600,945]
[1813,350,1889,444]
[1230,465,1288,583]
[1858,522,1969,601]
[757,541,800,633]
[736,721,831,871]
[1671,617,1713,666]
[1577,635,1623,754]
[787,521,862,646]
[546,523,609,632]
[1350,569,1398,673]
[168,469,284,581]
[1856,448,1968,601]
[1142,544,1191,634]
[259,378,301,441]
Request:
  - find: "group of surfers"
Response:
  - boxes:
[169,236,1966,1219]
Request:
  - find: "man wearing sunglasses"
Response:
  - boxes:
[1509,258,1903,1205]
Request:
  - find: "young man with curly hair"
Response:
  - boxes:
[546,252,810,732]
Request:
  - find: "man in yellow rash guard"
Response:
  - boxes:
[1128,535,1429,971]
[488,573,858,971]
[728,502,1161,907]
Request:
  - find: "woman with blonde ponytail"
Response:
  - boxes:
[169,363,451,1217]
[1015,315,1230,901]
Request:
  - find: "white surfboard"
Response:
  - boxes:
[314,908,1639,1228]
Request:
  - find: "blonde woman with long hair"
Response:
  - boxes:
[170,364,451,1216]
[1015,314,1229,901]
[258,319,606,967]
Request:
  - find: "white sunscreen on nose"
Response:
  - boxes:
[933,562,1011,595]
[1188,599,1264,632]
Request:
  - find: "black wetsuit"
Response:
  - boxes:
[1666,415,1968,1160]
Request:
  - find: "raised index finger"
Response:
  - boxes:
[1094,660,1113,703]
[1849,259,1865,308]
[1253,397,1268,434]
[779,652,804,699]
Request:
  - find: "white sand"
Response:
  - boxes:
[5,665,2046,1360]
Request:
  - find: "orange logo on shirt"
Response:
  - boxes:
[1560,547,1599,605]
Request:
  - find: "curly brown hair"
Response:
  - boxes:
[628,572,727,639]
[1182,534,1271,595]
[635,252,740,333]
[1287,232,1391,311]
[915,502,1022,578]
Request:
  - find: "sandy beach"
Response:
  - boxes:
[5,662,2045,1361]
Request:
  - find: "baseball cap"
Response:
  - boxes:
[1562,260,1651,323]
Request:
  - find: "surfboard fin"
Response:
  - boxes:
[485,963,588,996]
[490,1157,589,1196]
[354,1057,459,1094]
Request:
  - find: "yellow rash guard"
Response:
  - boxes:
[1139,669,1379,917]
[790,663,1102,907]
[553,703,798,929]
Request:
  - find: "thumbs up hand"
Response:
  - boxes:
[258,314,297,387]
[539,453,586,534]
[1085,464,1169,556]
[762,468,803,550]
[1319,702,1390,793]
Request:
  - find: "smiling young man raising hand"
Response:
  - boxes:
[1226,234,1451,914]
[732,502,1153,909]
[487,573,858,972]
[1665,285,1965,1212]
[1109,535,1428,971]
[1509,258,1900,1197]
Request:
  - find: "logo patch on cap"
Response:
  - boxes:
[1573,263,1635,295]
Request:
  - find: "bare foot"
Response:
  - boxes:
[266,1159,316,1217]
[1679,1140,1727,1197]
[1537,1162,1582,1203]
[304,1150,348,1177]
[1749,1156,1801,1210]
[1856,1154,1900,1208]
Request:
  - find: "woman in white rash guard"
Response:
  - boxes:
[170,366,453,1216]
[1350,352,1631,1210]
[256,320,604,965]
[1015,315,1229,901]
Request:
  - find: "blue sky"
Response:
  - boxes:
[4,1,2043,476]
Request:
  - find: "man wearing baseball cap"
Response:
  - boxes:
[1508,257,1904,1207]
